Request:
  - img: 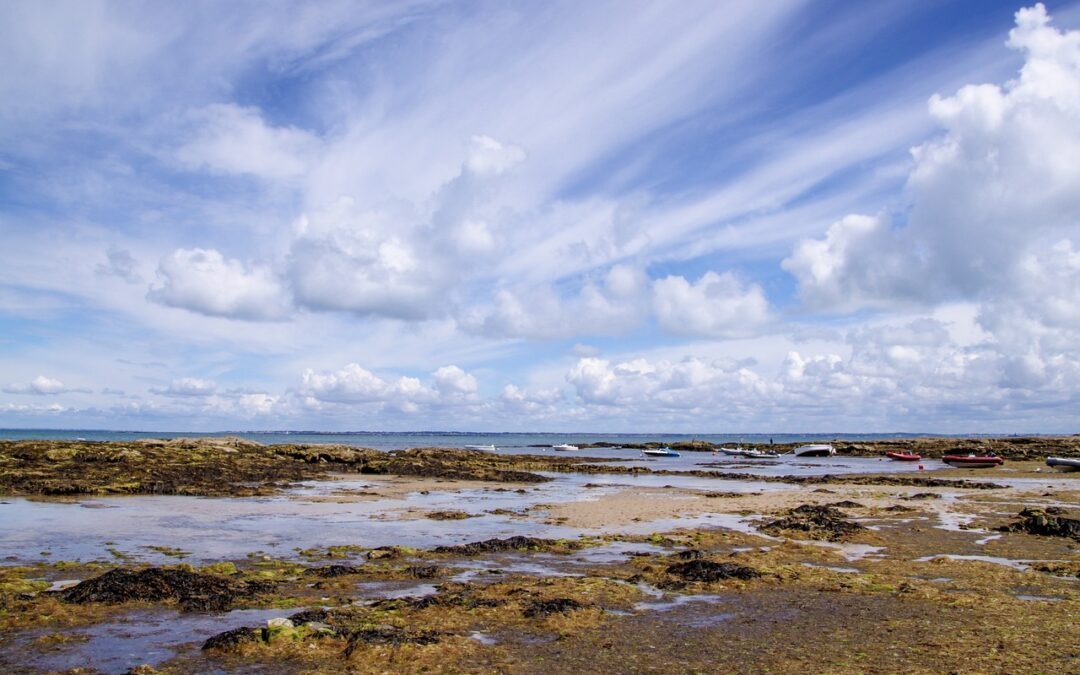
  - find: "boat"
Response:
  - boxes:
[464,444,496,452]
[552,443,579,451]
[642,447,681,457]
[719,446,779,459]
[742,448,780,459]
[1046,456,1080,472]
[942,454,1003,468]
[886,451,921,462]
[793,443,836,457]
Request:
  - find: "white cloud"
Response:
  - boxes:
[433,365,478,396]
[3,375,87,395]
[151,377,217,397]
[176,104,321,181]
[652,271,770,337]
[148,248,291,321]
[785,5,1080,310]
[462,264,648,339]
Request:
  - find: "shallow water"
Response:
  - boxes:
[8,607,283,674]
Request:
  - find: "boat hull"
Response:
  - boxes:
[886,452,921,462]
[1046,457,1080,472]
[942,455,1003,468]
[794,445,835,458]
[643,450,680,457]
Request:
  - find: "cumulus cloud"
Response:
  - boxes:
[652,271,770,337]
[462,264,649,339]
[298,362,481,413]
[3,375,87,395]
[148,248,291,321]
[566,356,770,409]
[176,104,321,180]
[287,135,526,321]
[151,378,217,397]
[785,4,1080,311]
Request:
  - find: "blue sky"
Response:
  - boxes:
[1,1,1079,432]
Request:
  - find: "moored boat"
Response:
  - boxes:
[742,448,780,459]
[942,453,1003,468]
[464,444,496,452]
[1046,456,1080,472]
[552,443,579,451]
[886,451,921,461]
[643,447,681,457]
[719,446,746,456]
[794,443,835,457]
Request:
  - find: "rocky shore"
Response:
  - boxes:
[1,436,1077,673]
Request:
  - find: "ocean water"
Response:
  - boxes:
[0,428,946,450]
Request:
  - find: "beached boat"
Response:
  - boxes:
[942,454,1003,468]
[552,443,579,451]
[886,451,921,461]
[642,447,681,457]
[793,443,835,457]
[464,444,496,452]
[742,448,780,459]
[1046,456,1080,472]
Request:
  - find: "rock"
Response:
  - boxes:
[344,626,441,657]
[433,536,566,556]
[996,508,1080,540]
[665,559,761,582]
[267,617,294,629]
[903,493,941,501]
[202,626,258,651]
[58,567,272,612]
[523,597,586,617]
[424,510,476,520]
[45,448,78,462]
[760,504,866,542]
[303,565,364,578]
[405,565,440,579]
[828,500,865,509]
[367,547,402,560]
[674,549,704,560]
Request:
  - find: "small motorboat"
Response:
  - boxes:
[886,451,921,462]
[794,443,836,457]
[719,446,747,456]
[1046,456,1080,472]
[642,447,681,458]
[942,454,1003,468]
[464,444,496,452]
[742,448,780,459]
[552,443,579,451]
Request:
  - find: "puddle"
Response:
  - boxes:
[974,534,1003,546]
[10,607,283,674]
[633,593,723,613]
[913,554,1031,570]
[470,631,498,645]
[355,581,439,600]
[802,541,886,562]
[1014,594,1064,602]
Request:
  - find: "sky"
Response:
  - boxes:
[1,0,1079,433]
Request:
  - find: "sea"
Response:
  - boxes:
[0,429,957,451]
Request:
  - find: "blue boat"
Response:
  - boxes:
[642,447,680,457]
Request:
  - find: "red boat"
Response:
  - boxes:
[942,454,1004,468]
[886,451,921,461]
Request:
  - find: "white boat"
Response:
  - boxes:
[464,444,496,452]
[552,443,579,451]
[742,448,780,459]
[642,447,681,457]
[793,443,836,457]
[1045,456,1080,472]
[719,446,746,456]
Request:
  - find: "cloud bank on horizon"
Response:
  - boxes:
[1,1,1078,433]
